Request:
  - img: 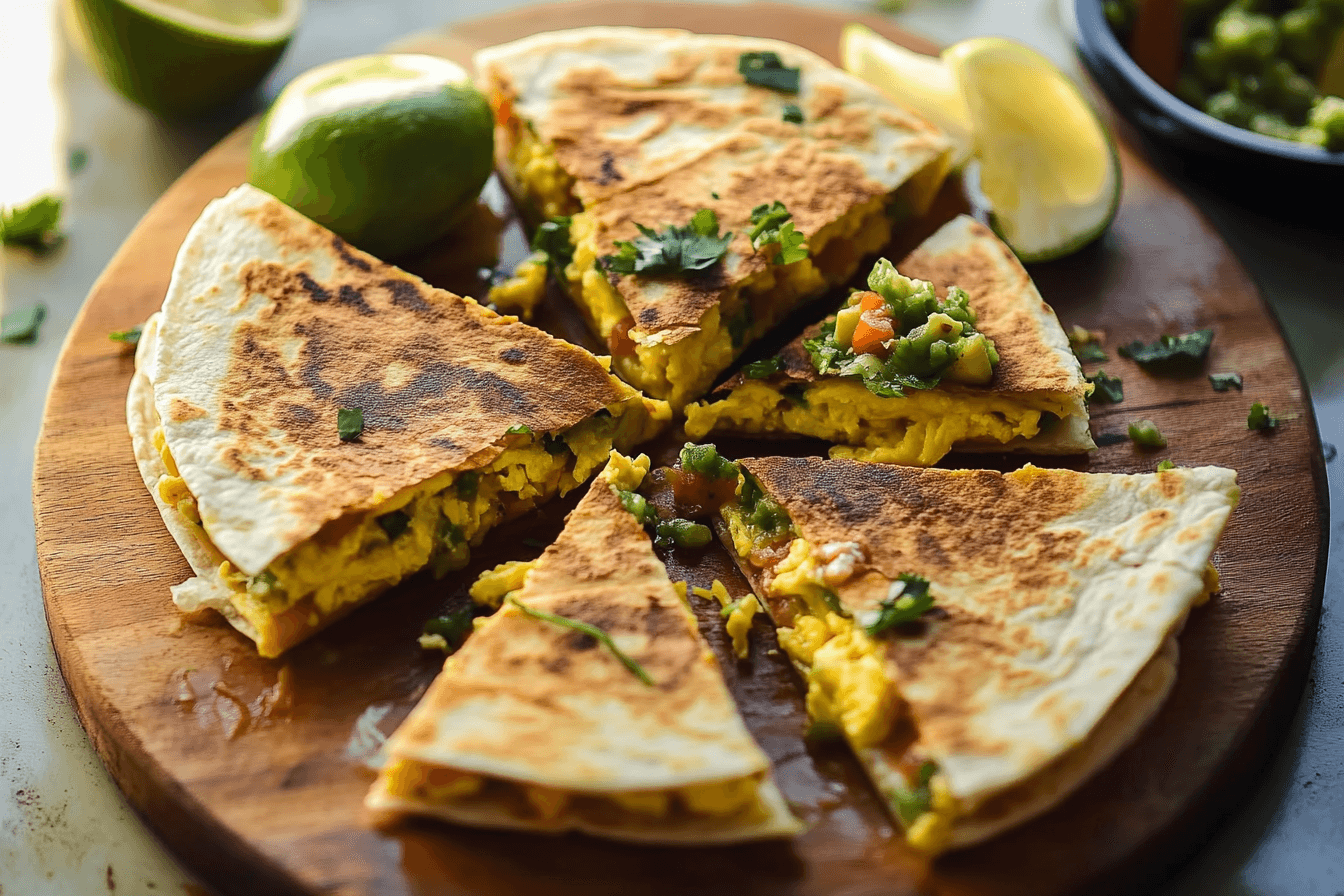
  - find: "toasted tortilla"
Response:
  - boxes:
[474,26,952,340]
[726,457,1239,849]
[368,457,802,843]
[687,215,1095,457]
[128,184,667,652]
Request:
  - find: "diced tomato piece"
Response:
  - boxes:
[857,291,886,313]
[608,317,637,358]
[670,469,738,517]
[852,309,894,356]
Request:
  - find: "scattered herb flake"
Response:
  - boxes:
[738,51,801,93]
[865,574,935,637]
[782,103,805,123]
[507,595,654,685]
[1157,459,1175,471]
[68,147,88,176]
[1128,419,1168,449]
[1,305,46,344]
[0,195,63,252]
[108,324,143,346]
[337,407,363,441]
[1075,342,1109,363]
[1247,401,1279,431]
[505,423,533,435]
[422,607,473,652]
[654,518,712,549]
[1209,372,1243,392]
[1118,329,1214,371]
[531,216,573,278]
[1087,370,1124,403]
[742,356,782,379]
[602,210,731,276]
[892,761,938,825]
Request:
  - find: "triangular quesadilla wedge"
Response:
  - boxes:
[474,27,953,408]
[684,215,1095,465]
[367,453,802,843]
[693,453,1238,854]
[127,184,669,658]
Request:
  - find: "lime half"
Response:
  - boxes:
[64,0,302,118]
[248,54,494,259]
[841,29,1120,262]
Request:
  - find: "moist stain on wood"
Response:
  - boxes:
[31,4,1326,896]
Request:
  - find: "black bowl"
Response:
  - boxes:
[1074,0,1344,217]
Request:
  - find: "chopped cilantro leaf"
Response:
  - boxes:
[1,305,46,344]
[108,325,142,346]
[1248,401,1279,431]
[1087,370,1124,403]
[738,51,800,93]
[1075,342,1109,363]
[0,195,63,252]
[602,210,731,276]
[1128,419,1168,449]
[337,407,363,441]
[1209,372,1243,392]
[892,761,938,825]
[508,596,654,685]
[1118,328,1214,371]
[531,216,573,277]
[865,574,935,637]
[748,202,791,249]
[376,509,411,540]
[782,103,804,123]
[1157,459,1175,471]
[505,423,533,435]
[423,607,473,651]
[743,356,782,379]
[772,221,808,264]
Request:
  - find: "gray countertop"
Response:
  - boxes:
[1,0,1339,893]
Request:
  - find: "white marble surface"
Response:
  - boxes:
[0,1,1340,894]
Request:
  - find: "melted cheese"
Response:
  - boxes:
[686,378,1078,467]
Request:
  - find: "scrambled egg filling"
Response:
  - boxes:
[379,758,769,823]
[486,253,549,321]
[470,559,536,610]
[505,120,903,407]
[692,578,759,660]
[686,379,1079,467]
[154,397,666,658]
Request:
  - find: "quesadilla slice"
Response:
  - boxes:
[685,215,1094,465]
[127,184,669,658]
[685,452,1238,853]
[367,452,802,843]
[474,27,953,407]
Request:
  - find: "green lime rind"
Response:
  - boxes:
[247,77,494,259]
[65,0,296,119]
[992,141,1123,264]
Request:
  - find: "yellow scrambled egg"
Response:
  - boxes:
[685,378,1080,467]
[378,758,767,823]
[486,253,548,321]
[470,559,537,609]
[510,124,894,408]
[155,396,667,658]
[692,579,759,660]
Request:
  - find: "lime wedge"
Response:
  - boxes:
[840,29,1120,262]
[841,24,974,167]
[64,0,303,118]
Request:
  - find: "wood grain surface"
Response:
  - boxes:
[32,4,1327,896]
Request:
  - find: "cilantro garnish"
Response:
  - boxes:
[602,209,731,276]
[782,103,804,123]
[1,305,46,344]
[505,423,533,435]
[1128,419,1167,449]
[1209,372,1243,392]
[108,325,142,346]
[376,509,411,540]
[1087,370,1124,403]
[1248,401,1279,431]
[422,607,473,653]
[1075,342,1108,363]
[0,195,63,252]
[1118,329,1214,371]
[1157,459,1175,471]
[742,356,782,379]
[892,761,938,825]
[531,216,573,277]
[865,574,936,637]
[337,407,363,442]
[738,51,800,93]
[507,596,654,685]
[748,202,809,264]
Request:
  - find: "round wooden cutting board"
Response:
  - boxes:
[32,4,1327,896]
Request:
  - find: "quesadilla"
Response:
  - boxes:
[684,215,1094,465]
[127,183,669,658]
[474,27,953,408]
[367,452,802,843]
[691,453,1238,853]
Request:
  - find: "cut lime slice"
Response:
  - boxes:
[64,0,303,118]
[840,29,1120,262]
[841,24,974,167]
[944,38,1120,262]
